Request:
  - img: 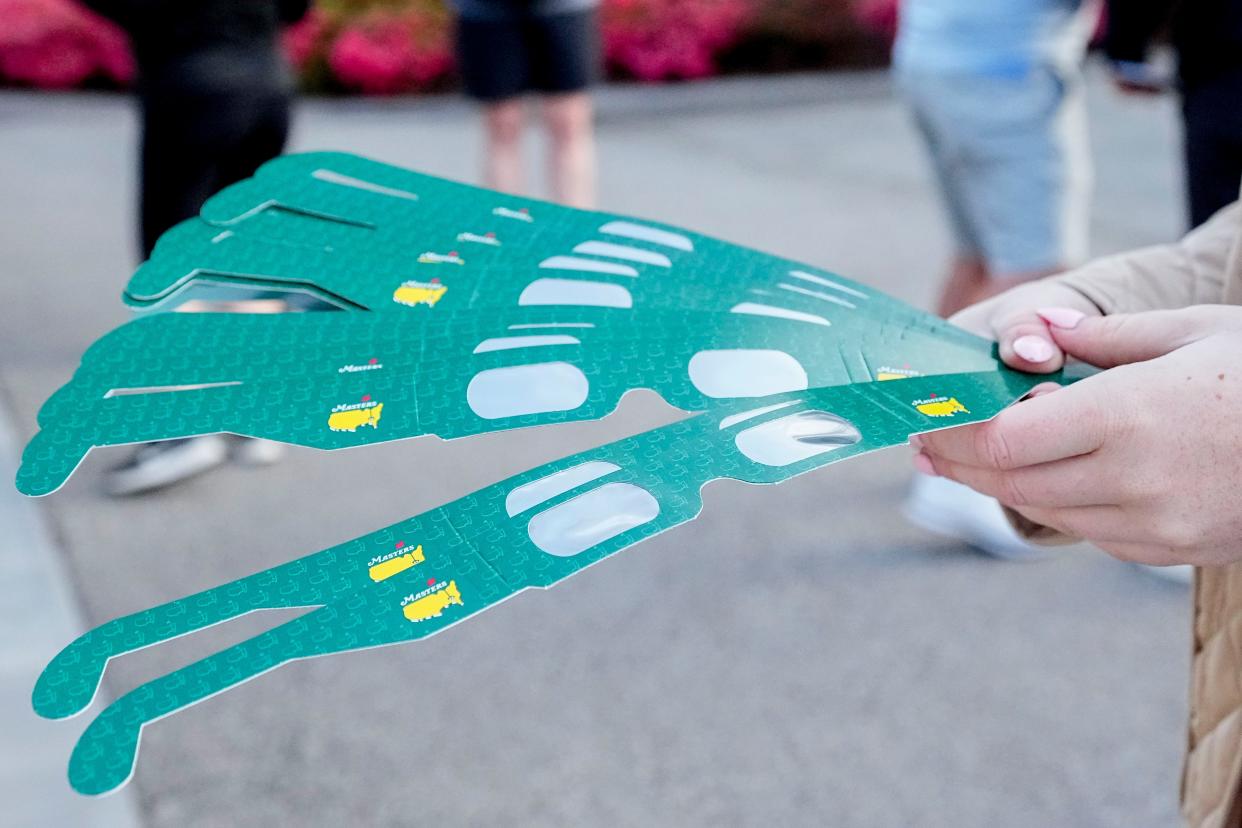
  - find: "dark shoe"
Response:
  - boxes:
[103,436,229,496]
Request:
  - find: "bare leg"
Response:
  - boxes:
[935,254,989,317]
[483,98,526,195]
[542,91,596,208]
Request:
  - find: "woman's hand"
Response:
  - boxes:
[914,305,1242,567]
[948,279,1103,373]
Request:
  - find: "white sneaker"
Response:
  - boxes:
[902,474,1051,561]
[228,436,287,466]
[103,435,230,496]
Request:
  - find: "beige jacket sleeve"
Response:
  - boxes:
[1004,200,1239,544]
[1050,200,1237,313]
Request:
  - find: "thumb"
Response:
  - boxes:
[1037,307,1214,368]
[951,300,1066,372]
[995,312,1067,373]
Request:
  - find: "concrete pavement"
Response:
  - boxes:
[0,67,1190,827]
[0,403,142,828]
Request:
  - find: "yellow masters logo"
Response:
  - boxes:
[456,231,500,246]
[914,396,969,418]
[877,366,921,381]
[402,580,463,623]
[492,206,533,222]
[393,278,447,308]
[338,357,383,374]
[416,251,464,265]
[328,397,384,432]
[368,542,425,582]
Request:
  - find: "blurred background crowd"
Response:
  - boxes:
[0,0,889,92]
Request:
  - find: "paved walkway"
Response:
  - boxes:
[0,68,1190,827]
[0,403,142,828]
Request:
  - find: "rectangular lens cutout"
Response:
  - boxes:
[518,278,633,309]
[506,461,621,517]
[527,482,660,556]
[599,221,694,252]
[735,410,861,466]
[572,241,672,267]
[787,270,868,299]
[730,302,831,326]
[507,323,596,330]
[539,256,639,278]
[466,362,589,419]
[777,283,856,309]
[473,335,581,354]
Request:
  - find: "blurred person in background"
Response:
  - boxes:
[1104,0,1242,229]
[83,0,309,495]
[452,0,600,207]
[894,0,1099,317]
[894,0,1102,561]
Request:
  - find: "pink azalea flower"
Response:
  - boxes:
[602,0,751,81]
[0,0,133,89]
[328,8,452,95]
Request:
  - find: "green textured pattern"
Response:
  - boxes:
[33,370,1048,796]
[20,153,1000,495]
[16,152,1058,797]
[121,153,975,353]
[17,306,999,496]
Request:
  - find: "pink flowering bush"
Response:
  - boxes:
[328,7,452,93]
[853,0,898,41]
[293,0,454,95]
[603,0,752,81]
[330,24,415,94]
[0,0,133,89]
[283,7,331,72]
[1,0,883,93]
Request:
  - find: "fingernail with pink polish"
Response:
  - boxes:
[1036,307,1086,329]
[1013,335,1055,363]
[912,452,938,477]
